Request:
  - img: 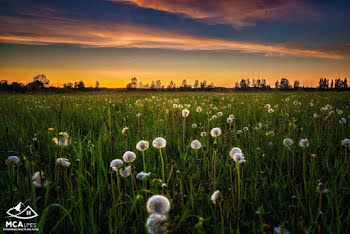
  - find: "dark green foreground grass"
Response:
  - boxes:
[0,92,349,233]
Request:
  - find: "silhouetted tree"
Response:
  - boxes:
[33,74,50,87]
[95,81,100,89]
[74,81,85,89]
[200,80,207,89]
[64,82,73,88]
[294,80,300,89]
[194,80,199,89]
[279,78,290,90]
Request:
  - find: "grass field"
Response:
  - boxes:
[1,92,350,233]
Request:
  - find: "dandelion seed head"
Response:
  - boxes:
[146,195,171,214]
[136,140,149,151]
[152,137,166,149]
[123,151,136,163]
[210,128,222,137]
[191,140,202,150]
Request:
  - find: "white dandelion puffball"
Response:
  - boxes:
[32,171,47,188]
[123,151,136,163]
[119,165,132,177]
[232,152,246,163]
[227,117,233,124]
[8,156,20,164]
[200,132,207,137]
[283,138,294,147]
[191,123,197,128]
[211,190,221,204]
[196,106,202,112]
[110,159,123,171]
[146,213,168,234]
[146,195,171,214]
[191,140,202,150]
[136,113,141,118]
[342,138,350,148]
[136,140,149,151]
[217,112,223,117]
[229,147,242,158]
[229,114,235,119]
[299,138,309,148]
[339,118,346,124]
[182,109,190,118]
[152,137,166,149]
[56,158,71,168]
[210,128,222,137]
[274,226,290,234]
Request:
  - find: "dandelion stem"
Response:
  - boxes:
[142,151,146,172]
[159,149,165,183]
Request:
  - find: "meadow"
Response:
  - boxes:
[1,92,349,234]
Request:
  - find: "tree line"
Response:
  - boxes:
[1,74,349,92]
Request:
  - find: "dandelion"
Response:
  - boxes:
[196,106,202,112]
[274,226,290,234]
[136,113,141,118]
[136,140,149,151]
[182,109,190,118]
[339,118,346,124]
[119,165,132,177]
[283,138,294,148]
[110,159,123,172]
[122,127,129,135]
[32,171,47,188]
[217,112,223,117]
[56,158,71,168]
[227,117,233,124]
[229,147,242,157]
[232,152,246,163]
[210,128,222,138]
[8,156,20,164]
[229,114,234,119]
[153,137,166,182]
[146,213,168,234]
[52,132,69,147]
[146,195,171,214]
[153,137,166,149]
[299,138,309,148]
[123,151,136,163]
[341,138,350,148]
[336,109,343,115]
[211,190,221,204]
[191,140,202,150]
[237,129,243,135]
[136,171,151,180]
[200,132,207,137]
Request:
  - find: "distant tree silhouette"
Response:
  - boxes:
[64,82,73,89]
[279,78,290,90]
[275,80,279,89]
[33,74,50,87]
[193,80,199,89]
[74,81,85,89]
[200,80,207,89]
[95,81,100,89]
[294,80,300,89]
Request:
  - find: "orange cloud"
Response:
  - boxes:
[0,15,342,59]
[109,0,315,28]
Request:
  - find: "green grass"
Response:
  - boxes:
[1,92,349,233]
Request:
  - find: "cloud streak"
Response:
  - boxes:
[109,0,317,28]
[0,14,342,59]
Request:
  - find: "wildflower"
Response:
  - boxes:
[299,138,309,148]
[122,127,129,135]
[283,138,294,148]
[227,117,233,124]
[341,138,350,148]
[123,151,136,163]
[110,159,123,172]
[56,158,71,168]
[336,109,343,115]
[229,147,242,157]
[52,132,69,147]
[48,127,54,131]
[191,140,202,150]
[136,113,141,118]
[217,112,223,117]
[210,128,222,137]
[32,171,47,188]
[146,213,168,234]
[196,106,202,113]
[136,171,151,180]
[237,129,243,135]
[339,118,346,124]
[136,140,149,151]
[229,114,234,119]
[192,123,197,128]
[313,113,319,119]
[152,137,166,149]
[274,226,290,234]
[200,132,207,137]
[8,156,20,164]
[268,108,274,113]
[146,195,171,214]
[119,165,132,177]
[182,109,190,118]
[211,190,221,204]
[232,152,246,163]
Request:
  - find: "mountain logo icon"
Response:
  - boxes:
[6,202,38,220]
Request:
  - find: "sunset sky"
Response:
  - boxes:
[1,0,350,87]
